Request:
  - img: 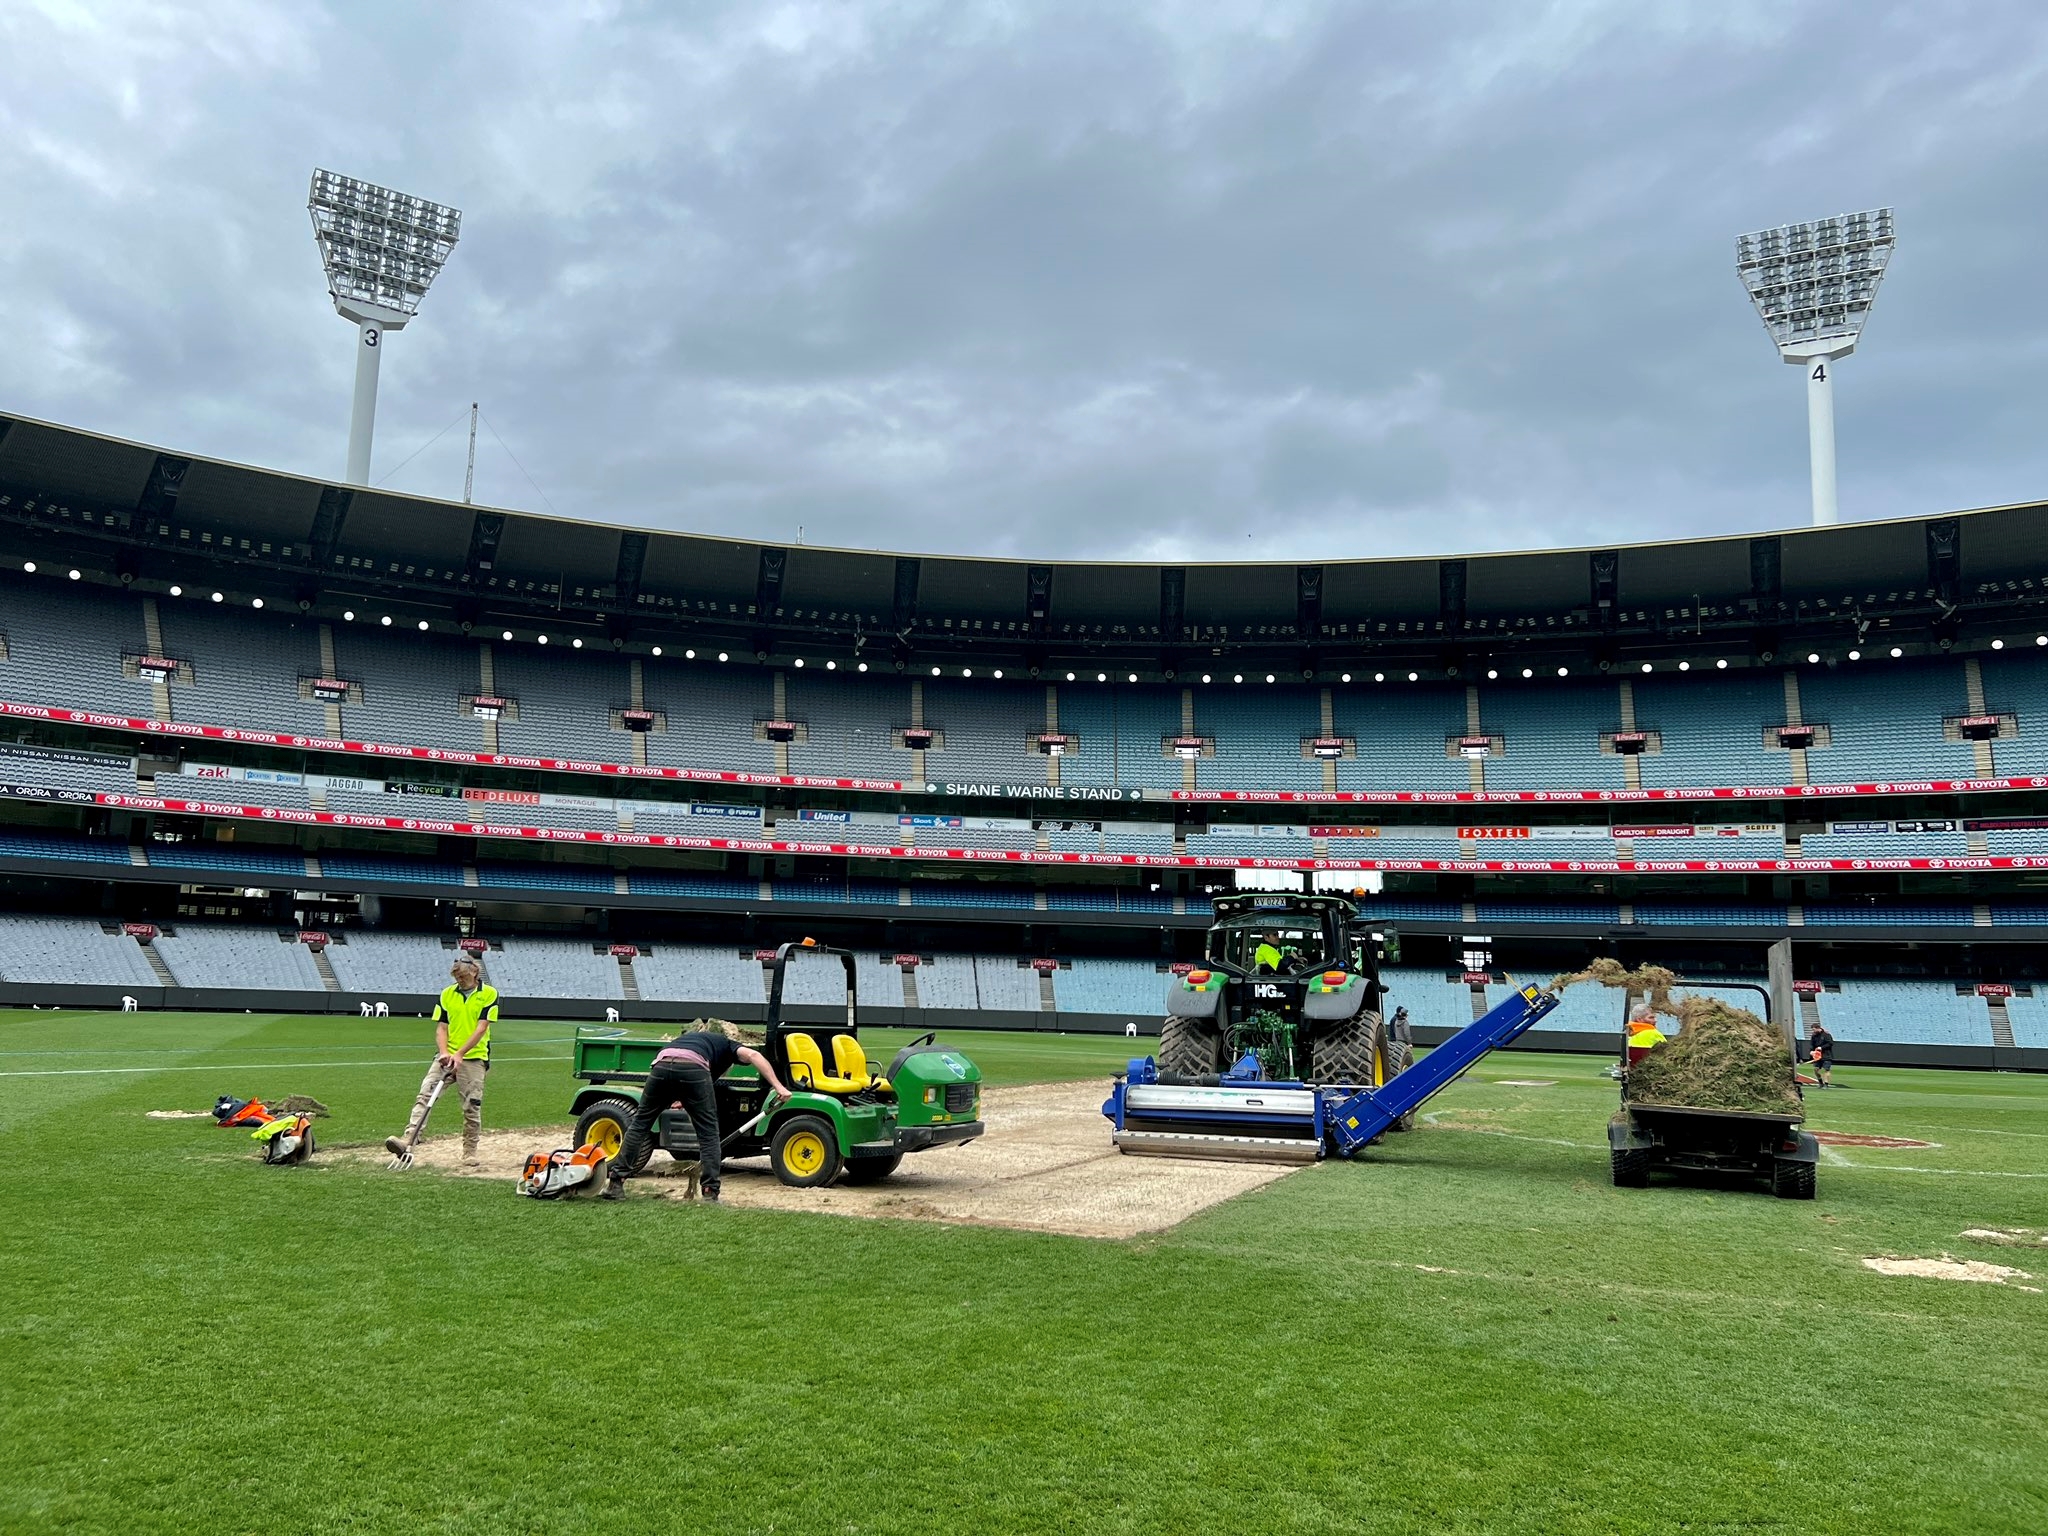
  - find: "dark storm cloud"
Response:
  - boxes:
[3,0,2047,563]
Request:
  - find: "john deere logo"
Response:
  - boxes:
[942,1054,969,1079]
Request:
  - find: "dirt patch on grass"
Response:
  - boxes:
[1861,1255,2039,1289]
[146,1109,212,1120]
[339,1081,1300,1239]
[1495,1080,1556,1088]
[1813,1132,1933,1149]
[1962,1227,2048,1248]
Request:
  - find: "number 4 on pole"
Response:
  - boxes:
[1810,361,1826,382]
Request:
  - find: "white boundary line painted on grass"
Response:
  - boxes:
[0,1054,570,1078]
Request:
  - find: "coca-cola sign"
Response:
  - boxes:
[1976,982,2015,998]
[122,922,158,940]
[135,656,180,678]
[470,695,508,721]
[1792,979,1822,997]
[309,678,351,702]
[892,953,922,968]
[458,937,489,954]
[298,930,330,948]
[607,944,639,958]
[1031,958,1061,974]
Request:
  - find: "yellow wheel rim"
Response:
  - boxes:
[585,1116,624,1158]
[783,1129,828,1176]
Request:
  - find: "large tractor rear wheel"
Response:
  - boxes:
[1156,1015,1224,1078]
[1307,1010,1385,1088]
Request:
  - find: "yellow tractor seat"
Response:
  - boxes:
[784,1032,872,1094]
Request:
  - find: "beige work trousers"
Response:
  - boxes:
[404,1057,487,1158]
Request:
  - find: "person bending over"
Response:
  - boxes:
[385,957,498,1165]
[604,1026,795,1203]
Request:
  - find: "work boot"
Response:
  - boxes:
[600,1180,626,1201]
[384,1135,409,1157]
[702,1188,721,1204]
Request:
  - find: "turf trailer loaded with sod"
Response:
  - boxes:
[1551,961,1820,1197]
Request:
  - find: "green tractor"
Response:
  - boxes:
[1159,892,1412,1117]
[568,938,984,1187]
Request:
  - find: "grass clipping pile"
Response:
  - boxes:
[1551,958,1800,1114]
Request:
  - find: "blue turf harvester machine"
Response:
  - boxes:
[1104,983,1560,1162]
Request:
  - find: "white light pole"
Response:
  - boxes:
[308,170,462,486]
[1736,208,1894,527]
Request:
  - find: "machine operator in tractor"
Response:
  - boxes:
[385,957,498,1165]
[604,1026,797,1203]
[1626,1006,1667,1067]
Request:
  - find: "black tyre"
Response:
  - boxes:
[1381,1036,1417,1130]
[1156,1015,1223,1078]
[1611,1146,1651,1188]
[770,1114,844,1188]
[575,1097,638,1168]
[842,1152,903,1185]
[1307,1010,1384,1086]
[1771,1157,1816,1200]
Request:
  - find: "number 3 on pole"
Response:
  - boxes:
[1810,361,1825,382]
[364,327,380,348]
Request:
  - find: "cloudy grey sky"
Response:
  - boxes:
[3,1,2045,563]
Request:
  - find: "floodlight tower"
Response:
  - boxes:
[308,169,462,486]
[1736,208,1895,527]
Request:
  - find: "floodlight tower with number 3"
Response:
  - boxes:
[308,170,463,487]
[1735,209,1895,528]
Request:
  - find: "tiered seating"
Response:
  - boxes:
[1053,685,1184,791]
[1474,901,1620,925]
[165,607,326,733]
[1805,902,1975,927]
[478,939,623,999]
[491,648,623,762]
[773,950,858,1006]
[912,881,1035,909]
[1479,680,1623,792]
[0,829,134,865]
[1379,968,1475,1032]
[475,861,617,894]
[1633,673,1786,787]
[334,629,484,750]
[1503,979,1618,1033]
[919,678,1034,783]
[324,931,468,993]
[786,673,906,782]
[153,925,325,990]
[641,660,775,774]
[631,870,759,900]
[973,956,1043,1011]
[1331,686,1469,791]
[1198,686,1322,791]
[1634,902,1786,927]
[1825,979,1992,1045]
[1052,958,1163,1015]
[2003,991,2048,1048]
[1801,666,1975,783]
[0,582,156,716]
[631,945,766,1005]
[1979,653,2048,776]
[148,842,309,878]
[0,914,160,987]
[911,956,977,1010]
[318,852,467,886]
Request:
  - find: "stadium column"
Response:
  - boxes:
[346,319,385,487]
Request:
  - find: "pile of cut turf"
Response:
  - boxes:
[1549,960,1799,1114]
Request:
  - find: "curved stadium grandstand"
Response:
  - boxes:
[0,411,2043,1063]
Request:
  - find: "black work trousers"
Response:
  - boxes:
[614,1060,725,1195]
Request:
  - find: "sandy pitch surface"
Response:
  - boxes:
[366,1080,1303,1239]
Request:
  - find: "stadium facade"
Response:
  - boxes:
[0,411,2044,1067]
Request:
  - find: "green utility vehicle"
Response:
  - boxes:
[1159,892,1410,1110]
[568,938,984,1187]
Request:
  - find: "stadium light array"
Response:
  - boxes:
[308,169,463,486]
[1736,208,1895,527]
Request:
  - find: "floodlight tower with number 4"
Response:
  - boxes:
[1736,208,1895,527]
[308,170,463,487]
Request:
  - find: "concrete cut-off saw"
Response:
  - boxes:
[251,1114,316,1166]
[516,1143,611,1199]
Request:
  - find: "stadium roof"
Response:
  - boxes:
[1,410,2044,677]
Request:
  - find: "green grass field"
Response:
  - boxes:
[4,1010,2043,1535]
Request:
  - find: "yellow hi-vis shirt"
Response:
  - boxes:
[1628,1024,1667,1051]
[434,983,499,1059]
